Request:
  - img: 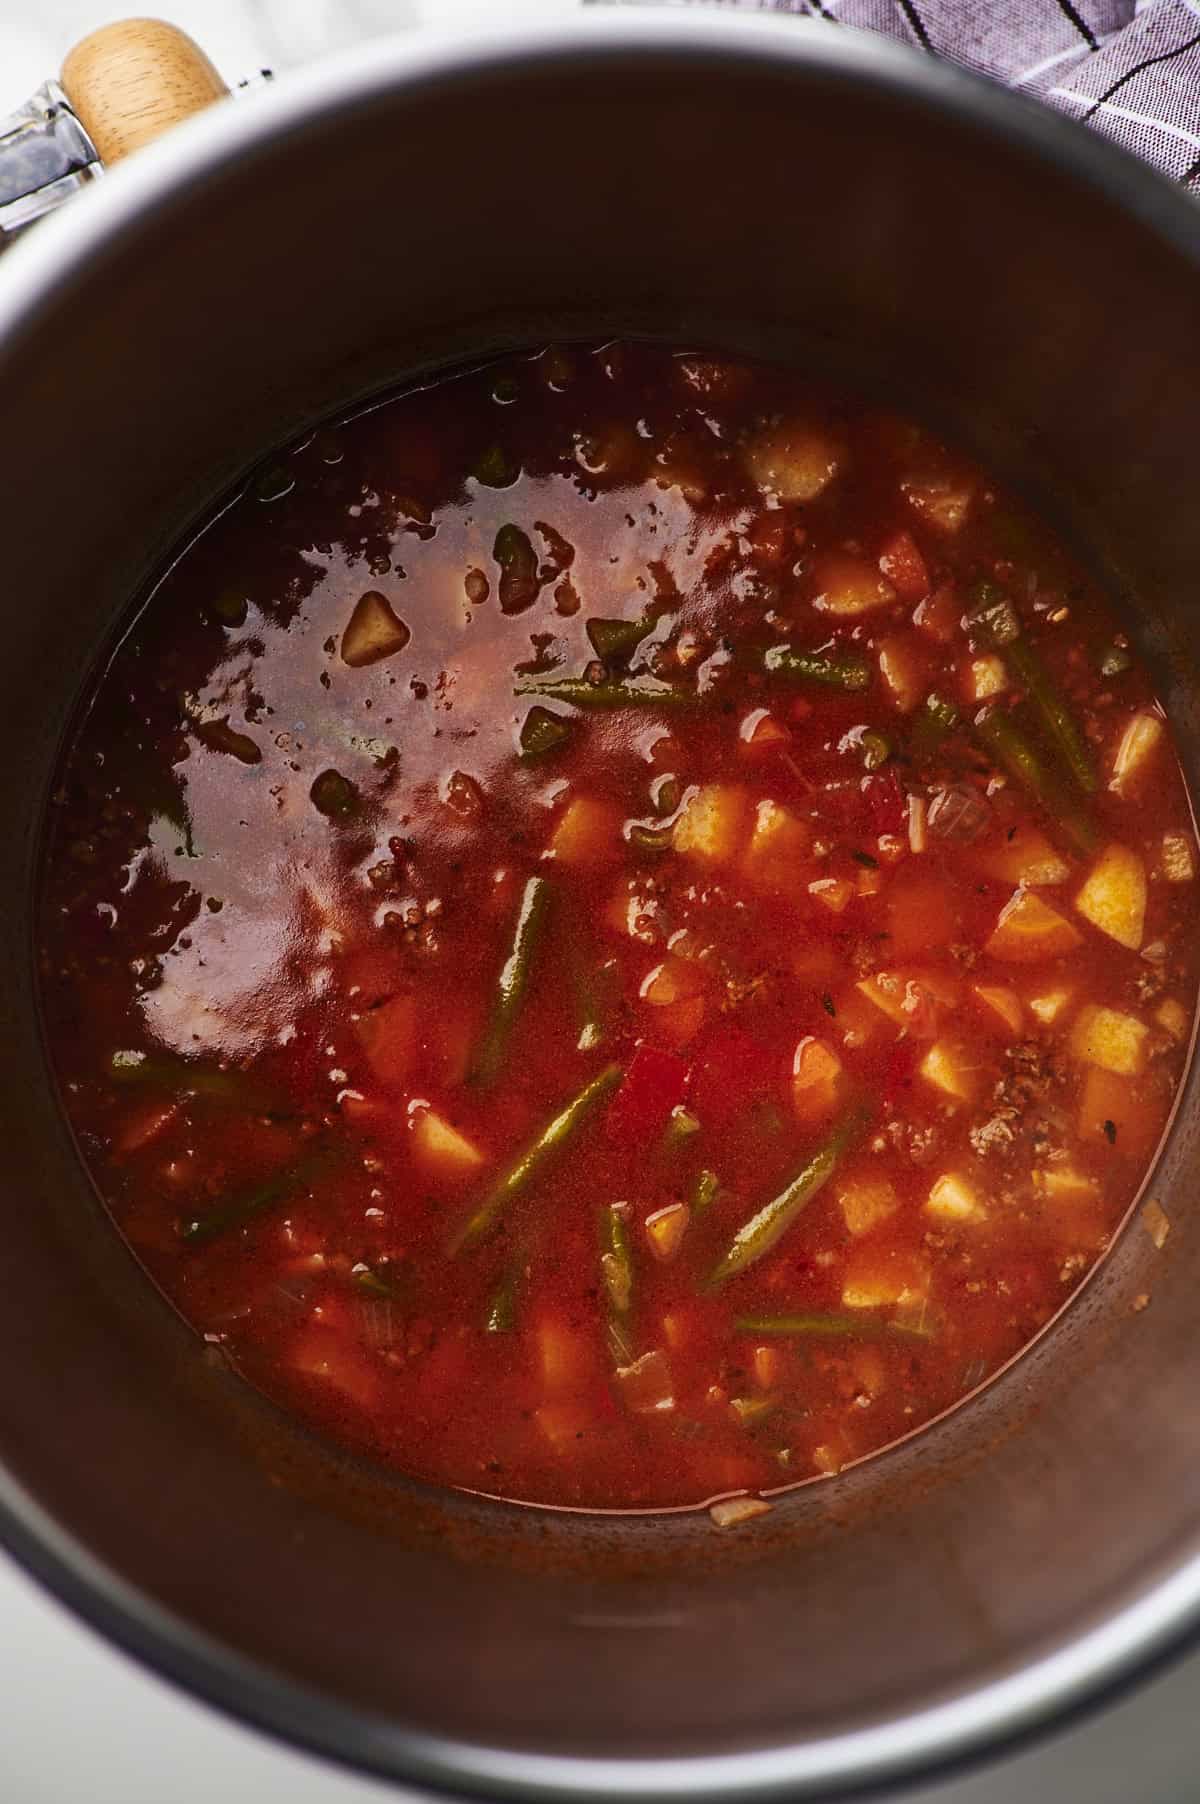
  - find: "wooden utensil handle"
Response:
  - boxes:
[60,18,228,166]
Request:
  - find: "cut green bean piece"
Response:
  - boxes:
[709,1106,870,1286]
[600,1204,635,1365]
[663,1106,701,1150]
[474,444,517,488]
[178,1156,323,1246]
[764,645,872,692]
[691,1169,721,1213]
[628,821,675,854]
[973,707,1096,855]
[910,691,961,758]
[972,584,1096,794]
[448,1063,623,1255]
[470,876,551,1088]
[519,706,571,762]
[735,1310,934,1342]
[485,1272,517,1334]
[351,1262,399,1299]
[110,1050,242,1101]
[514,676,690,710]
[586,616,653,664]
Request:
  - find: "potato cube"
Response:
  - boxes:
[837,1172,900,1237]
[859,969,957,1035]
[1161,832,1195,884]
[877,632,930,713]
[926,1171,986,1221]
[549,795,622,867]
[672,783,750,865]
[977,824,1070,887]
[965,655,1008,703]
[900,470,973,534]
[986,889,1083,962]
[970,983,1023,1036]
[411,1108,485,1176]
[792,1036,845,1125]
[1069,1004,1149,1076]
[1074,844,1147,951]
[810,551,896,618]
[1028,986,1074,1026]
[1155,997,1190,1041]
[919,1039,983,1105]
[743,422,843,502]
[808,876,854,914]
[742,798,812,894]
[1036,1166,1099,1206]
[842,1253,928,1308]
[1109,711,1164,799]
[644,1202,689,1262]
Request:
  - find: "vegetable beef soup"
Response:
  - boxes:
[39,344,1198,1512]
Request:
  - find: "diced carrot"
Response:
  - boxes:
[792,1035,846,1125]
[836,1171,900,1237]
[877,528,929,604]
[877,631,931,713]
[857,970,954,1038]
[970,982,1023,1036]
[356,991,420,1088]
[549,795,622,867]
[833,987,890,1052]
[985,889,1082,963]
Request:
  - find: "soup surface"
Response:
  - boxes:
[39,344,1198,1512]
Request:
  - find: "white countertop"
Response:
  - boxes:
[2,2,1198,1797]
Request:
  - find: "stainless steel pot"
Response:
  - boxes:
[1,11,1199,1798]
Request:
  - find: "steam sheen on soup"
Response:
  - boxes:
[39,344,1198,1513]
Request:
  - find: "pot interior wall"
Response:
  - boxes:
[0,23,1199,1786]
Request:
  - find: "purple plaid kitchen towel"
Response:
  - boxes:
[689,0,1200,188]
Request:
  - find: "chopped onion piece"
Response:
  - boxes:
[709,1494,773,1529]
[1142,1197,1171,1250]
[907,793,928,854]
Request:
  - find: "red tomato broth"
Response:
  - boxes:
[38,342,1199,1511]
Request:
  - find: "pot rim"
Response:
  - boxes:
[3,9,1200,1798]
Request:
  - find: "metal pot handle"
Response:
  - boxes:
[0,20,248,251]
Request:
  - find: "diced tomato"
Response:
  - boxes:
[690,1022,778,1128]
[864,768,907,838]
[607,1042,690,1143]
[878,529,929,604]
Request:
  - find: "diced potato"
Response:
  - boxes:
[356,991,420,1088]
[535,1400,591,1455]
[742,798,812,894]
[1161,832,1195,884]
[900,470,973,534]
[1036,1166,1099,1205]
[1074,844,1147,951]
[340,589,411,668]
[411,1108,485,1176]
[986,889,1082,963]
[808,876,854,914]
[842,1252,928,1308]
[1078,1066,1167,1161]
[614,1349,675,1414]
[709,1495,773,1529]
[639,957,707,1048]
[672,783,750,865]
[858,969,957,1035]
[919,1039,983,1105]
[877,632,930,713]
[1028,986,1073,1026]
[809,551,896,618]
[1069,1004,1149,1076]
[965,655,1007,703]
[752,1344,782,1389]
[549,795,622,867]
[644,1202,689,1262]
[977,824,1070,887]
[792,1036,845,1126]
[1109,711,1164,798]
[970,983,1023,1036]
[743,422,843,502]
[536,1316,593,1393]
[837,1172,900,1237]
[926,1171,985,1222]
[1155,997,1190,1041]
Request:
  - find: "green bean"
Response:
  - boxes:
[351,1262,399,1299]
[627,821,675,854]
[909,691,961,758]
[470,876,551,1088]
[735,1311,934,1342]
[514,676,690,710]
[708,1106,870,1286]
[178,1155,323,1246]
[586,616,653,665]
[600,1204,636,1365]
[662,1107,701,1150]
[448,1063,623,1255]
[110,1050,242,1101]
[763,645,872,692]
[860,729,892,771]
[690,1169,721,1213]
[485,1271,517,1334]
[572,952,619,1054]
[972,584,1096,794]
[519,706,571,761]
[973,707,1096,855]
